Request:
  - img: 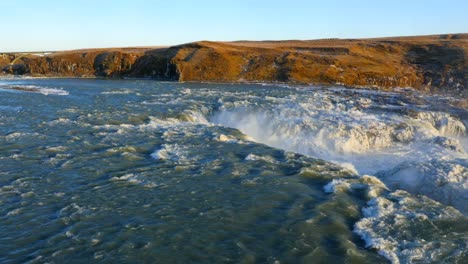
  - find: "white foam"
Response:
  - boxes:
[110,173,156,188]
[244,153,277,163]
[0,105,22,111]
[215,134,239,143]
[101,89,133,95]
[139,110,210,131]
[0,85,69,95]
[354,190,465,264]
[416,111,466,137]
[151,144,189,163]
[182,110,209,124]
[211,89,468,212]
[151,146,172,160]
[47,118,76,126]
[323,175,387,197]
[377,159,468,214]
[110,173,158,188]
[37,87,69,96]
[336,162,358,175]
[323,179,351,193]
[6,208,22,216]
[5,132,27,140]
[180,88,192,95]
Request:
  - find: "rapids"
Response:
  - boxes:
[0,78,466,263]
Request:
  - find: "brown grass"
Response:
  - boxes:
[1,34,466,93]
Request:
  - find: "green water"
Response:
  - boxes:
[0,79,466,264]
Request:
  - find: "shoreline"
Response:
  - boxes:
[1,33,466,95]
[2,74,466,97]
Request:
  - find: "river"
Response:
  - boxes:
[0,78,466,263]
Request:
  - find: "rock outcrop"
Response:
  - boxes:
[1,34,466,93]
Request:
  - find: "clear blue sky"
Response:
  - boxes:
[1,0,467,52]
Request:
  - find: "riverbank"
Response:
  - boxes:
[1,34,466,94]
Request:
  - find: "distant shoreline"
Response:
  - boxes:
[1,34,466,94]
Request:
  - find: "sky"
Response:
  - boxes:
[1,0,467,52]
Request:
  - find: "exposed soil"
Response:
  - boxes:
[1,34,466,93]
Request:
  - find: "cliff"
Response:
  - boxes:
[1,34,467,93]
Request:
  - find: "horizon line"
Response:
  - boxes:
[1,32,466,53]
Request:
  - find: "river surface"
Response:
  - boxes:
[0,78,466,264]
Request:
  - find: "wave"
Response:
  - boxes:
[0,85,69,95]
[73,85,467,263]
[210,89,468,214]
[354,190,466,264]
[101,89,134,95]
[137,94,466,263]
[0,105,22,111]
[318,172,466,264]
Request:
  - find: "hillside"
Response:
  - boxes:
[1,34,467,93]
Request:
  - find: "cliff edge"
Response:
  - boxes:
[1,34,466,93]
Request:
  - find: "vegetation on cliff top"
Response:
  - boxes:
[1,34,466,93]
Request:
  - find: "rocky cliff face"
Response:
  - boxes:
[1,34,466,93]
[1,50,144,77]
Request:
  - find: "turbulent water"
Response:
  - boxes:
[0,78,466,264]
